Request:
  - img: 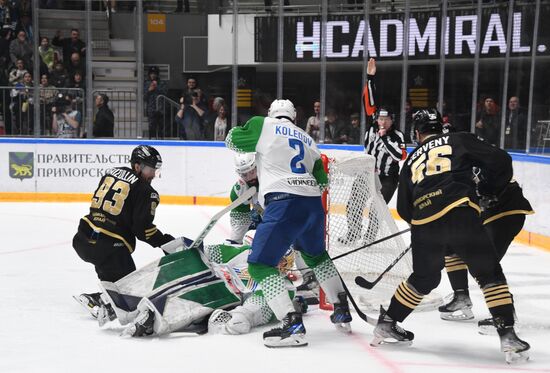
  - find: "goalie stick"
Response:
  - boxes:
[162,186,258,254]
[354,244,412,290]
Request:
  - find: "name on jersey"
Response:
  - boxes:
[409,135,450,164]
[287,177,317,187]
[106,168,139,184]
[275,126,312,146]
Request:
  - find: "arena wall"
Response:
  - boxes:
[1,138,548,250]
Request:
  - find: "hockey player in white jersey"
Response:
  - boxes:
[229,153,320,305]
[225,99,352,348]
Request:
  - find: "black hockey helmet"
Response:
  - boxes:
[130,145,162,169]
[412,108,443,135]
[374,107,395,122]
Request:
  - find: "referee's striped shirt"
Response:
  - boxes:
[364,124,405,176]
[361,74,406,177]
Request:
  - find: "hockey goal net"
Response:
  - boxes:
[319,153,440,312]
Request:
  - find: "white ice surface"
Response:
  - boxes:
[1,202,549,373]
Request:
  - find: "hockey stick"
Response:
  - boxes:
[354,244,412,290]
[161,186,258,254]
[338,274,378,326]
[331,228,410,262]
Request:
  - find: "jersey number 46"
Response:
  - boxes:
[411,145,452,184]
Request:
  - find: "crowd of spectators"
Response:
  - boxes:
[0,0,88,137]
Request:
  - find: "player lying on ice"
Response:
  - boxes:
[85,231,350,338]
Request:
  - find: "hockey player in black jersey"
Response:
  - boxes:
[372,108,530,364]
[439,170,534,331]
[72,145,175,320]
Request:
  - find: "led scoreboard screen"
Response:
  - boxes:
[254,5,550,62]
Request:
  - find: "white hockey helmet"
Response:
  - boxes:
[268,99,296,122]
[243,230,256,246]
[234,153,257,182]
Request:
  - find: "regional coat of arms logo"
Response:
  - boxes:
[9,152,34,180]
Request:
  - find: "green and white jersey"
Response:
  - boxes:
[229,178,260,243]
[226,116,328,206]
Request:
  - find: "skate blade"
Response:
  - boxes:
[334,322,352,334]
[370,335,413,347]
[439,309,474,321]
[478,324,498,336]
[264,334,308,348]
[505,350,530,364]
[73,295,99,319]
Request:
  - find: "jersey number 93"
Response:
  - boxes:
[91,176,130,215]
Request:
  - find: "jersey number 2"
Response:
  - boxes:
[289,139,306,174]
[91,176,130,215]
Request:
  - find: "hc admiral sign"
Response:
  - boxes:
[255,5,550,62]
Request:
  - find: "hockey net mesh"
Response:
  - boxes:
[323,154,413,311]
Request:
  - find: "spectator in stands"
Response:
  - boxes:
[476,96,500,146]
[144,65,167,139]
[9,30,32,68]
[39,0,58,9]
[0,0,15,30]
[305,99,321,142]
[504,96,528,151]
[8,58,26,85]
[0,27,11,85]
[39,73,57,135]
[52,28,86,64]
[18,12,33,41]
[183,76,197,104]
[203,96,225,140]
[93,93,114,138]
[104,0,117,12]
[324,108,345,144]
[52,94,81,138]
[67,70,85,103]
[66,52,85,79]
[10,71,33,135]
[39,36,55,72]
[403,99,413,143]
[175,90,205,140]
[348,112,361,144]
[50,61,69,88]
[213,104,228,141]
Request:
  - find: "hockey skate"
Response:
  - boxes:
[121,309,155,337]
[296,271,319,305]
[73,292,104,319]
[495,318,530,364]
[330,292,352,333]
[97,303,117,327]
[371,306,414,346]
[438,290,474,321]
[479,312,519,336]
[263,312,307,348]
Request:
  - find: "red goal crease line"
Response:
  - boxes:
[1,192,549,253]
